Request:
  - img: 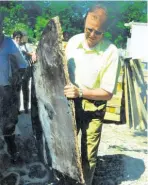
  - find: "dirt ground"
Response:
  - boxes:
[93,123,148,185]
[0,112,147,185]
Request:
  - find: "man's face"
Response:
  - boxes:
[14,34,22,45]
[84,13,105,48]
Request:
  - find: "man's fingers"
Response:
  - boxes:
[64,92,76,98]
[64,84,73,89]
[64,84,79,98]
[64,86,76,94]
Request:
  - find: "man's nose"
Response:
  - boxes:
[90,30,96,37]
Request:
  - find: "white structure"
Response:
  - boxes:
[124,22,148,62]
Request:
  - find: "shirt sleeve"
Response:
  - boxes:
[9,38,27,68]
[100,45,121,94]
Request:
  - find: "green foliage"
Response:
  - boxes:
[0,2,34,40]
[102,1,147,47]
[35,16,49,39]
[0,1,147,46]
[104,32,112,40]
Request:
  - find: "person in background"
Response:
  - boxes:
[19,32,33,113]
[64,5,121,185]
[0,17,27,162]
[21,32,37,63]
[13,31,36,113]
[62,31,70,50]
[13,30,27,113]
[63,31,70,42]
[12,30,23,48]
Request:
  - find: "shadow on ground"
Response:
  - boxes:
[93,154,145,185]
[108,145,147,154]
[132,131,147,137]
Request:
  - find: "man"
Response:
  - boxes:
[13,31,36,113]
[64,5,120,185]
[62,31,70,50]
[13,31,33,113]
[0,17,27,162]
[13,30,28,113]
[13,30,23,48]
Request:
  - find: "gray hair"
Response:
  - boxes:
[84,4,108,29]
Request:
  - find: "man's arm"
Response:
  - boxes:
[12,51,27,68]
[64,84,113,100]
[10,38,27,68]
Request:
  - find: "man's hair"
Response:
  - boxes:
[88,4,108,16]
[84,4,108,29]
[13,31,23,39]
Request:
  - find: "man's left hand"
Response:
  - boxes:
[31,52,37,63]
[64,84,79,98]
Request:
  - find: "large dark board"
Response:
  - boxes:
[33,17,84,183]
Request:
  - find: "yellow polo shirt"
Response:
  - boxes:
[65,33,120,94]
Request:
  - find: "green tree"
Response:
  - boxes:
[0,2,34,39]
[1,1,147,47]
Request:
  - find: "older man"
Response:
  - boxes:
[64,5,120,185]
[0,16,27,162]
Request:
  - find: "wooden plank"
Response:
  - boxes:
[118,74,124,83]
[133,81,147,130]
[130,63,147,130]
[116,91,123,97]
[104,67,124,118]
[104,112,120,122]
[107,95,122,107]
[123,62,132,128]
[130,59,147,108]
[126,61,140,129]
[106,106,121,114]
[34,17,84,183]
[134,59,146,84]
[116,82,123,92]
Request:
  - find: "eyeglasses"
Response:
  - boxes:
[85,28,104,36]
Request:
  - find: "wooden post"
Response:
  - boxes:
[124,60,132,128]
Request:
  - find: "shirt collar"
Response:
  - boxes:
[77,37,104,55]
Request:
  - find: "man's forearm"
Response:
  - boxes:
[82,88,113,101]
[64,84,113,101]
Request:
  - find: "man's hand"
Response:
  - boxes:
[31,51,37,63]
[64,84,79,98]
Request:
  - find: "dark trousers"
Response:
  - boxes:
[22,66,31,111]
[0,85,18,155]
[16,67,31,111]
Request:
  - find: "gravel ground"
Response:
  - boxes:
[93,123,148,185]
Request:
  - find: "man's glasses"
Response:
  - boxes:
[85,28,104,36]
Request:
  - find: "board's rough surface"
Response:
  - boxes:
[33,17,84,183]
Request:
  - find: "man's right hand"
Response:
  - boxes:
[31,52,37,64]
